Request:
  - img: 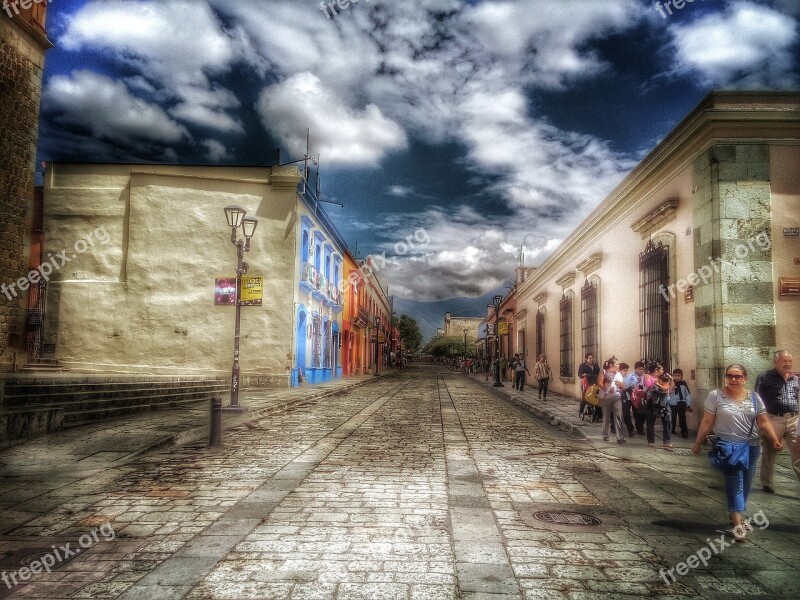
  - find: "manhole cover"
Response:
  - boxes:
[533,511,602,526]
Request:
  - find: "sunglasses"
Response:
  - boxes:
[725,374,745,380]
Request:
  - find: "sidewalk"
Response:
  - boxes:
[0,371,399,535]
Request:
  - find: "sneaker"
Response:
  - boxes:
[648,443,656,447]
[763,485,775,494]
[663,443,675,449]
[617,439,627,444]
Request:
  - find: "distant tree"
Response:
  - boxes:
[422,335,475,358]
[397,314,423,354]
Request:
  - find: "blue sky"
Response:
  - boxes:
[36,0,799,301]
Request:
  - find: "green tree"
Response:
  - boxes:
[422,335,475,358]
[397,314,423,354]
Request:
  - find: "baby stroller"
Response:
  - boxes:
[581,384,602,422]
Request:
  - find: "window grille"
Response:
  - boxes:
[581,279,598,364]
[639,239,671,372]
[536,309,545,358]
[559,294,573,377]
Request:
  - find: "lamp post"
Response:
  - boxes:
[492,295,503,387]
[463,328,468,359]
[224,205,258,408]
[373,316,381,377]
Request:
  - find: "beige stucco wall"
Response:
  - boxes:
[43,164,299,381]
[770,145,800,353]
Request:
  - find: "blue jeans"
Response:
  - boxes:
[723,445,761,513]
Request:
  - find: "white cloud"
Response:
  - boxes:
[669,1,798,87]
[256,72,407,167]
[42,70,189,146]
[387,185,414,197]
[202,139,231,162]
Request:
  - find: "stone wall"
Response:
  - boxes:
[0,19,47,372]
[692,144,774,401]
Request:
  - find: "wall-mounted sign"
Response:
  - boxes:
[685,285,694,303]
[779,277,800,296]
[784,228,800,237]
[240,276,263,306]
[486,323,496,335]
[498,322,509,335]
[214,278,236,306]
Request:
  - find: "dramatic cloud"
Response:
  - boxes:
[669,1,798,87]
[256,73,407,167]
[42,70,189,146]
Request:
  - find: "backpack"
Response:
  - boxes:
[631,386,646,410]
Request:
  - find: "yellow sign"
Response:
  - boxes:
[498,322,509,335]
[240,276,263,306]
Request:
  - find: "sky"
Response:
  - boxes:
[35,0,800,302]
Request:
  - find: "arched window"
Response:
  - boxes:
[536,307,545,358]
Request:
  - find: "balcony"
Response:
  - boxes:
[326,281,343,312]
[300,262,318,295]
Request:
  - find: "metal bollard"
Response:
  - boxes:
[209,395,222,447]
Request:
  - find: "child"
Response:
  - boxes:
[619,363,635,437]
[668,368,692,438]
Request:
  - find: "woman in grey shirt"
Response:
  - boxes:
[692,364,782,541]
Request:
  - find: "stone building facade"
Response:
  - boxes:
[0,8,51,372]
[443,313,483,339]
[512,92,800,428]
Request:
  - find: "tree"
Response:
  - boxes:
[422,335,476,358]
[397,314,423,354]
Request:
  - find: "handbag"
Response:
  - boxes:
[709,392,758,472]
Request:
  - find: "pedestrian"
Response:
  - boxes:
[635,361,664,435]
[484,357,491,381]
[618,362,635,436]
[755,350,799,493]
[669,368,692,438]
[534,354,551,401]
[578,353,600,417]
[598,358,626,444]
[638,371,673,448]
[626,361,646,435]
[514,354,530,391]
[692,364,783,542]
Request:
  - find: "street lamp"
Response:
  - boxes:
[373,316,381,377]
[224,205,258,409]
[492,295,503,387]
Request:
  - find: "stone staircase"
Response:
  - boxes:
[0,376,227,445]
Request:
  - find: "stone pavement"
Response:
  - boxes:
[0,365,797,599]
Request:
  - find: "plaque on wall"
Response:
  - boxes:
[779,277,800,296]
[784,228,800,237]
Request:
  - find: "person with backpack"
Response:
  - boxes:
[619,363,635,437]
[641,372,675,448]
[635,361,664,437]
[598,358,626,444]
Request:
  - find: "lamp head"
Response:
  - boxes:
[493,295,503,308]
[224,205,247,229]
[242,216,258,239]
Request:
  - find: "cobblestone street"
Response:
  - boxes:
[1,366,798,599]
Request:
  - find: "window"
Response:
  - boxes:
[581,279,598,363]
[639,239,671,371]
[311,315,322,368]
[559,293,573,377]
[536,308,545,358]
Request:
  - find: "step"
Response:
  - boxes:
[64,396,211,426]
[3,381,227,406]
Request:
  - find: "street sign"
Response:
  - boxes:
[486,323,496,335]
[498,322,509,335]
[378,334,386,343]
[240,276,263,306]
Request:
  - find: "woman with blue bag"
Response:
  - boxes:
[692,364,783,542]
